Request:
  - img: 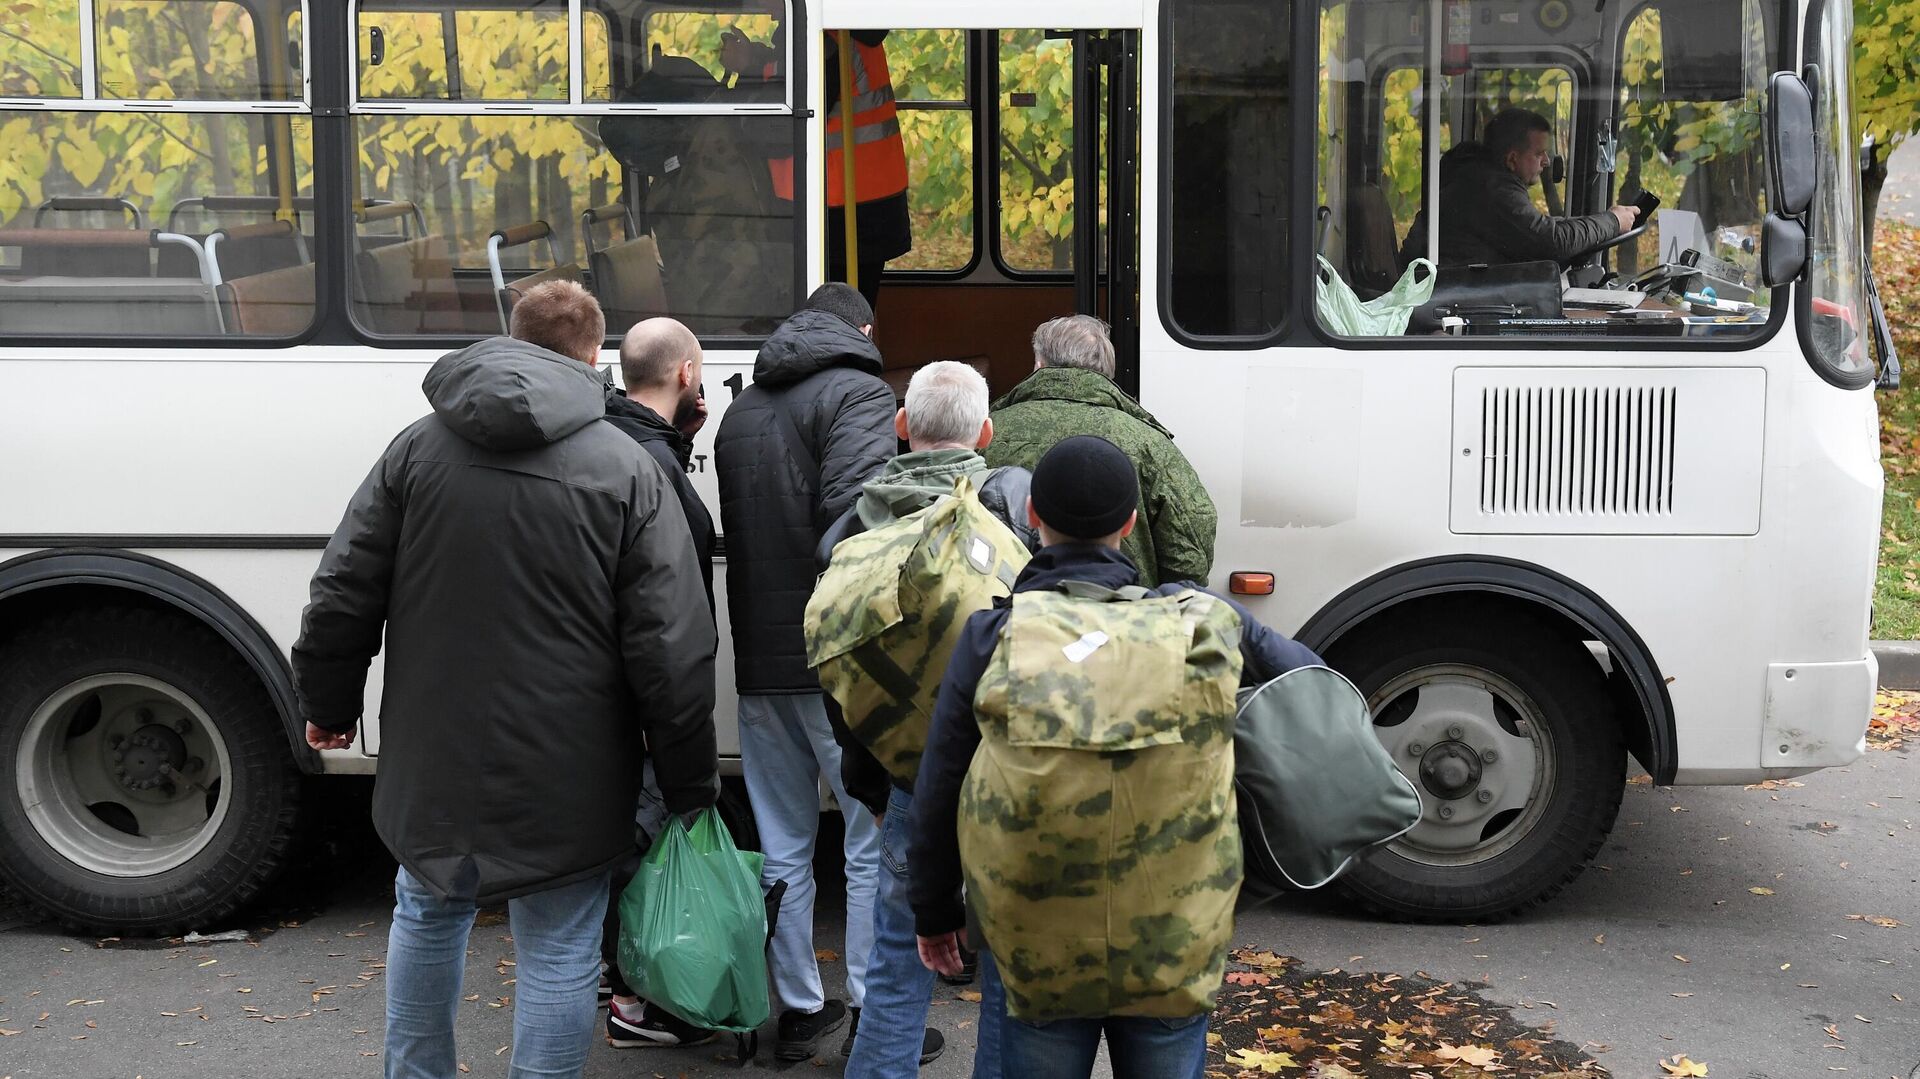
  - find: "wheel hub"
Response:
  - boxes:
[113,724,188,792]
[1418,741,1483,800]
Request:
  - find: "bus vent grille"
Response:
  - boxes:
[1479,385,1677,517]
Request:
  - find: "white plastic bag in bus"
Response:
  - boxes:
[1314,256,1437,336]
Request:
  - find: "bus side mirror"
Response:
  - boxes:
[1767,70,1817,216]
[1761,213,1808,286]
[1761,70,1816,285]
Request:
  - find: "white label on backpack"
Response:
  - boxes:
[664,155,681,174]
[1061,631,1110,664]
[968,536,993,573]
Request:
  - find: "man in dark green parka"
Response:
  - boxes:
[984,315,1217,586]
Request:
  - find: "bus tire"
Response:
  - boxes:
[0,606,303,936]
[1326,611,1625,922]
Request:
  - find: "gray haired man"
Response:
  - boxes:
[985,314,1218,587]
[816,360,1032,1075]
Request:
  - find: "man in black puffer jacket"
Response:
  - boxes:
[599,315,724,1049]
[292,282,717,1079]
[715,282,895,1061]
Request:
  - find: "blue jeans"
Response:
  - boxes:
[738,692,880,1013]
[1001,1012,1209,1079]
[385,865,612,1079]
[845,788,1004,1079]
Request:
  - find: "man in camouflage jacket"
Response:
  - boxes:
[984,315,1217,587]
[908,436,1318,1078]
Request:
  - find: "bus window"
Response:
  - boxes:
[889,29,974,273]
[1314,0,1775,342]
[1,0,82,98]
[97,0,296,101]
[0,3,317,339]
[998,29,1074,273]
[1164,0,1290,341]
[350,1,798,339]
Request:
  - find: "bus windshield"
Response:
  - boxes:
[1315,0,1779,341]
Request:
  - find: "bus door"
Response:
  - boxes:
[865,27,1140,399]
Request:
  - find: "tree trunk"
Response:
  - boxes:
[1863,145,1889,257]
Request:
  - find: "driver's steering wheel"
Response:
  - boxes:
[1565,215,1651,267]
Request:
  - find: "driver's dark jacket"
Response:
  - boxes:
[1399,142,1621,267]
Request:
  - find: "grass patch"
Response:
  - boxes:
[1875,221,1920,638]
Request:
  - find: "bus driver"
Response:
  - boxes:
[1400,107,1641,267]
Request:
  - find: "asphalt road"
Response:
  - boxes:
[2,746,1916,1079]
[1884,138,1918,226]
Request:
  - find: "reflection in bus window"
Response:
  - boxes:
[1804,0,1873,383]
[1165,0,1290,339]
[1313,0,1774,341]
[97,0,292,101]
[890,29,974,273]
[0,0,82,98]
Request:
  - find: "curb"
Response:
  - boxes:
[1873,640,1920,691]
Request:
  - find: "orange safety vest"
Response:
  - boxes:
[768,39,909,207]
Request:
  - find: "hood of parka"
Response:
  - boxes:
[748,309,883,387]
[423,337,609,452]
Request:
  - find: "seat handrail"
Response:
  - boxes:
[354,200,424,239]
[35,196,144,230]
[169,195,314,232]
[580,203,639,256]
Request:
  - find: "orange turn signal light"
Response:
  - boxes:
[1228,572,1275,596]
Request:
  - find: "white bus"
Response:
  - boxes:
[0,0,1889,933]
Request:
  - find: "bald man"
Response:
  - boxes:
[604,318,715,604]
[599,317,725,1050]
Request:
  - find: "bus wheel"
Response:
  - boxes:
[1327,612,1626,922]
[0,607,302,935]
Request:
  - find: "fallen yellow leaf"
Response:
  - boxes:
[1660,1054,1709,1076]
[957,989,982,1003]
[1435,1043,1501,1068]
[1749,887,1775,895]
[1224,1047,1299,1072]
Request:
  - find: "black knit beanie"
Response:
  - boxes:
[804,281,875,331]
[1031,435,1140,540]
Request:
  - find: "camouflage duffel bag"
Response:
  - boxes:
[804,475,1030,785]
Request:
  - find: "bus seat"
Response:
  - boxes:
[1347,183,1400,296]
[589,237,668,328]
[206,220,306,283]
[353,234,456,334]
[22,198,151,278]
[0,277,223,335]
[219,262,316,335]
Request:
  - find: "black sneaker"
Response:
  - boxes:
[606,1000,717,1048]
[838,1009,945,1066]
[776,1000,847,1062]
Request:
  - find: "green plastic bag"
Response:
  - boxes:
[615,808,770,1032]
[1314,256,1437,336]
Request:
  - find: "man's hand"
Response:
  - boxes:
[306,722,354,751]
[1610,205,1640,234]
[674,389,709,439]
[918,931,965,977]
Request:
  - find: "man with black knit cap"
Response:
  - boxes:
[715,281,895,1061]
[907,435,1320,1079]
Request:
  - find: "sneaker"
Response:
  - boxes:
[597,972,612,1004]
[775,1000,847,1062]
[837,1008,944,1066]
[606,1000,717,1049]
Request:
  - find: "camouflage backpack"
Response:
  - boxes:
[804,475,1030,785]
[959,582,1245,1022]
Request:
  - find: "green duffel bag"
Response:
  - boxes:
[1234,665,1423,890]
